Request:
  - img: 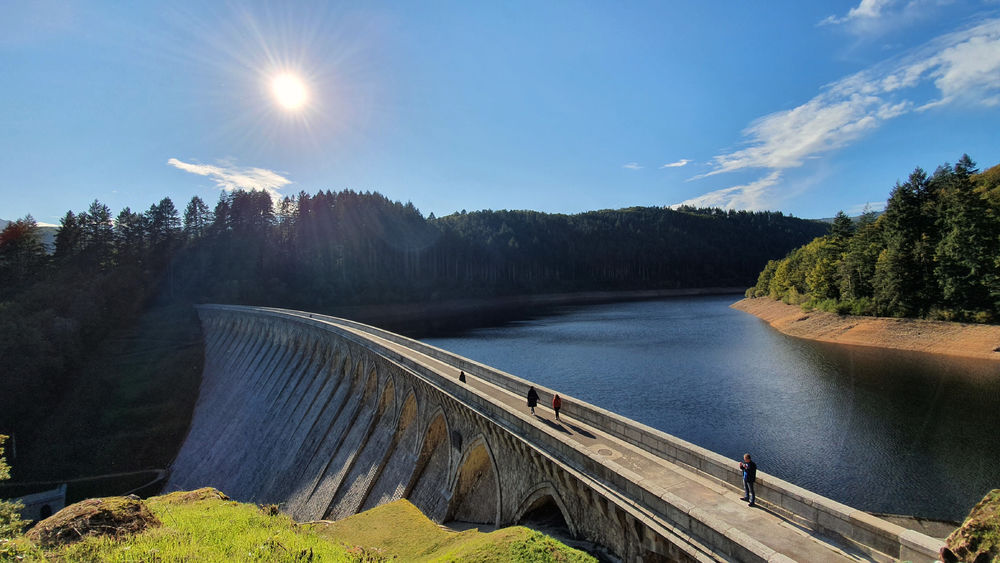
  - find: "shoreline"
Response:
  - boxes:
[732,297,1000,361]
[333,287,745,336]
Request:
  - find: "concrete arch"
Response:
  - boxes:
[320,372,396,519]
[404,408,451,521]
[358,391,421,511]
[514,481,577,537]
[396,391,418,430]
[444,435,502,526]
[415,404,449,459]
[375,375,396,418]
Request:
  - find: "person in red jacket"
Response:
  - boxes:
[552,394,562,420]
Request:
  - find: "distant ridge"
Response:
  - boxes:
[0,217,58,252]
[814,210,884,224]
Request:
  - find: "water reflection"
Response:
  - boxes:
[423,295,1000,520]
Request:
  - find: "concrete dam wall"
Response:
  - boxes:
[167,305,945,562]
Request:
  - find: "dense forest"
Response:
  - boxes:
[749,155,1000,322]
[0,189,826,485]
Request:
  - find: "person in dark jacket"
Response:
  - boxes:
[552,394,562,420]
[458,370,466,383]
[740,453,757,507]
[526,386,539,415]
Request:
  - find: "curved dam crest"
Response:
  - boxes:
[168,305,945,562]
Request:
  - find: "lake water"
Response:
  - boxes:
[423,294,1000,521]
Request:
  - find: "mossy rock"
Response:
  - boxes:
[25,495,160,548]
[942,489,1000,563]
[153,486,230,505]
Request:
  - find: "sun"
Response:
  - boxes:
[271,73,308,110]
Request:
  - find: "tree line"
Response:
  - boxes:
[749,155,1000,322]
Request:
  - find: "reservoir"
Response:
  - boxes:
[422,294,1000,522]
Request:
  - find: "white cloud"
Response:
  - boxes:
[167,158,292,199]
[846,201,887,215]
[660,159,691,168]
[681,18,1000,211]
[821,0,897,26]
[623,162,643,170]
[672,171,783,211]
[699,18,1000,180]
[819,0,951,32]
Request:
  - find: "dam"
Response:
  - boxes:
[167,305,944,562]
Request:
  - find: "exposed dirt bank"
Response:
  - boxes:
[732,297,1000,361]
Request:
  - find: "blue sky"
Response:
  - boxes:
[2,1,999,225]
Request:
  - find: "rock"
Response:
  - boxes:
[25,496,160,548]
[943,489,1000,563]
[155,487,230,504]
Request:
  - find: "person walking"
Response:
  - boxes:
[458,370,466,383]
[552,394,562,420]
[526,386,539,415]
[739,453,757,507]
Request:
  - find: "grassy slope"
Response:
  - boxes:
[10,491,595,562]
[314,498,595,562]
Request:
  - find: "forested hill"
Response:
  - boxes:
[748,155,1000,322]
[169,197,829,308]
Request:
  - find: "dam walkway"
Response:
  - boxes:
[170,306,943,562]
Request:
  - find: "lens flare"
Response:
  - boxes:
[271,73,308,110]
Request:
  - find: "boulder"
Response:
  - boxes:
[25,496,160,548]
[941,489,1000,563]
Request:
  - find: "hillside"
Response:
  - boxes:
[747,156,1000,323]
[5,489,596,562]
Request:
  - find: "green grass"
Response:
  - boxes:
[314,498,596,562]
[17,490,596,562]
[48,489,351,562]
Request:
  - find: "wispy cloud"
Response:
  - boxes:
[818,0,950,33]
[623,162,643,170]
[660,159,691,168]
[846,201,888,215]
[820,0,897,26]
[673,171,783,211]
[167,158,292,199]
[680,18,1000,209]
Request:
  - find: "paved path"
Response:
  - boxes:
[324,316,872,562]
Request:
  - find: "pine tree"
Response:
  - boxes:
[53,210,83,260]
[830,210,855,240]
[82,199,115,269]
[874,169,932,316]
[183,195,211,240]
[933,156,995,317]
